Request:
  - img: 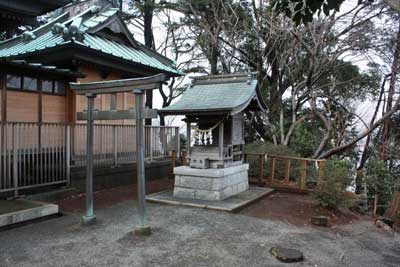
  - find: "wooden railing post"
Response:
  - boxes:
[170,150,177,178]
[171,150,177,167]
[12,124,19,198]
[258,154,264,185]
[284,159,291,185]
[113,125,118,165]
[175,127,180,158]
[66,124,71,185]
[317,160,324,185]
[269,156,275,182]
[180,150,187,166]
[300,160,307,190]
[373,194,379,216]
[149,126,153,162]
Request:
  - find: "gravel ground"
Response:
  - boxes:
[0,201,399,267]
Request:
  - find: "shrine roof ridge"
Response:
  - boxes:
[190,72,257,85]
[160,72,267,115]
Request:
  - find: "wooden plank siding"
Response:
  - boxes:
[4,89,68,123]
[76,66,136,125]
[1,66,137,124]
[7,91,39,122]
[0,72,69,124]
[42,95,67,123]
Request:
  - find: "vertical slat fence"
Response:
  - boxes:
[0,122,69,196]
[70,124,179,166]
[0,122,179,197]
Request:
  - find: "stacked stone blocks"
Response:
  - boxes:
[173,164,249,201]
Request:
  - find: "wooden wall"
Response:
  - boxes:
[0,65,139,124]
[76,66,136,125]
[7,91,39,122]
[42,95,67,123]
[0,73,69,124]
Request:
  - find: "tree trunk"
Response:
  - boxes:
[309,97,332,158]
[142,0,155,126]
[380,20,400,159]
[318,19,400,159]
[385,192,400,222]
[209,42,219,75]
[159,114,165,126]
[357,77,387,171]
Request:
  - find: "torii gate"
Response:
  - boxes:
[70,74,166,235]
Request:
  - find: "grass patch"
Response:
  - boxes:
[0,200,42,215]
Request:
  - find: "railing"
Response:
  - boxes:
[71,124,179,166]
[0,122,68,196]
[0,122,179,197]
[244,153,325,192]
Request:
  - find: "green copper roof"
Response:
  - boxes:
[0,6,181,76]
[160,74,264,115]
[82,34,179,74]
[80,8,118,32]
[1,59,84,77]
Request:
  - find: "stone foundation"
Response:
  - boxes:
[173,164,249,201]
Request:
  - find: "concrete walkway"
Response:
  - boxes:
[0,201,399,267]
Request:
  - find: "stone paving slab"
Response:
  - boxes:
[146,186,274,212]
[0,199,59,228]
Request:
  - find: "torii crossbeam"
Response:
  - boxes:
[70,74,166,235]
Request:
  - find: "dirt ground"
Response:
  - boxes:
[1,181,399,266]
[57,179,174,213]
[58,181,366,230]
[1,196,399,267]
[241,191,364,229]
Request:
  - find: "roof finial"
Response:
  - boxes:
[247,74,252,85]
[22,31,36,42]
[52,23,67,35]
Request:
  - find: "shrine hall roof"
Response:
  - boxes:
[0,5,181,76]
[160,73,267,115]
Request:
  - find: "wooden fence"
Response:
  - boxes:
[244,153,325,192]
[0,122,179,197]
[72,124,179,166]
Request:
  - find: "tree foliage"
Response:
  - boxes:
[272,0,345,24]
[125,0,399,167]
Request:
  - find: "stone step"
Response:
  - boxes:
[0,199,59,228]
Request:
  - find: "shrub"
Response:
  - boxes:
[312,159,353,210]
[365,159,399,214]
[244,141,299,156]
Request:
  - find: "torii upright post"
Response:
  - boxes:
[82,93,96,225]
[133,89,149,234]
[70,74,166,234]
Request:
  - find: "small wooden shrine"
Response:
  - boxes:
[160,73,266,201]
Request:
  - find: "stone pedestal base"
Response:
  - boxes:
[81,215,96,226]
[173,164,249,201]
[134,225,152,236]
